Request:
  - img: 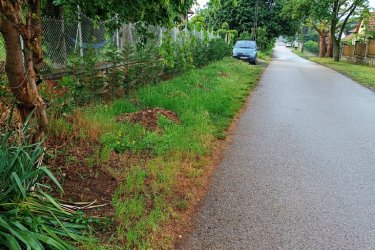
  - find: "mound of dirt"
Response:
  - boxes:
[116,107,180,130]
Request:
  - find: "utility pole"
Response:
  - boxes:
[253,0,259,41]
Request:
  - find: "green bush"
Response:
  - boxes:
[209,38,232,61]
[239,31,252,40]
[48,30,231,114]
[0,111,89,249]
[304,40,319,54]
[191,40,210,68]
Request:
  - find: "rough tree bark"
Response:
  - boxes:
[318,31,327,58]
[311,21,328,58]
[0,0,47,142]
[326,32,333,58]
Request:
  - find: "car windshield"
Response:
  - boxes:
[235,41,256,49]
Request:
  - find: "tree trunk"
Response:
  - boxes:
[319,32,327,58]
[301,26,307,53]
[332,38,340,62]
[0,4,47,142]
[326,32,333,57]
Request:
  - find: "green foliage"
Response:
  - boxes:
[0,111,89,249]
[47,57,265,248]
[107,58,264,248]
[160,28,231,75]
[239,31,252,40]
[99,58,261,157]
[217,22,238,44]
[221,22,229,30]
[54,0,195,27]
[191,40,210,68]
[101,125,160,153]
[65,48,104,106]
[208,38,232,61]
[256,26,275,52]
[304,40,319,54]
[283,0,367,61]
[203,0,299,45]
[190,15,207,31]
[0,76,12,101]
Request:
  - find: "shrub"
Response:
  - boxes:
[191,39,210,68]
[0,111,89,249]
[304,40,319,54]
[46,29,231,115]
[239,31,252,40]
[209,38,232,62]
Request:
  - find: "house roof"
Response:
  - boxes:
[342,33,354,41]
[342,12,375,42]
[368,11,375,31]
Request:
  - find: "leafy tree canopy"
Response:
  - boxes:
[53,0,195,26]
[200,0,299,40]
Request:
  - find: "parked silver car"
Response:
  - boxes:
[232,40,257,64]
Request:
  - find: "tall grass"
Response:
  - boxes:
[50,58,265,248]
[0,110,88,250]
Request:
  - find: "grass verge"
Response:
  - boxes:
[49,57,267,249]
[293,49,375,89]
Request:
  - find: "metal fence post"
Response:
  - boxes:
[115,15,120,50]
[77,5,83,58]
[159,27,163,46]
[128,23,134,45]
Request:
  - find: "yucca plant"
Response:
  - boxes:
[0,109,88,249]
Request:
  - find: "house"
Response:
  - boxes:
[341,12,375,65]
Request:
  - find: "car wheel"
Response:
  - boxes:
[249,60,256,65]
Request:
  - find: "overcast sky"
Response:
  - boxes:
[194,0,375,10]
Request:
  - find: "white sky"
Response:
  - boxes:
[194,0,208,11]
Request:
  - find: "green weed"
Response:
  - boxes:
[52,58,264,249]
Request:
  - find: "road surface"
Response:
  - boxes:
[179,46,375,249]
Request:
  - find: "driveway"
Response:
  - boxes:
[179,46,375,249]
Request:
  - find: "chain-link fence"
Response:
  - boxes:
[0,13,219,77]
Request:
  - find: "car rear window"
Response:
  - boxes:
[234,41,256,49]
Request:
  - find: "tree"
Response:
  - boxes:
[0,0,195,142]
[0,1,47,142]
[283,0,367,61]
[329,0,367,61]
[203,0,299,50]
[282,0,331,57]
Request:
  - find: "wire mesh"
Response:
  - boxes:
[0,13,220,77]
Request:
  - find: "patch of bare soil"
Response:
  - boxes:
[45,137,153,217]
[116,107,180,131]
[46,140,118,217]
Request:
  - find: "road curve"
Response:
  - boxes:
[179,46,375,249]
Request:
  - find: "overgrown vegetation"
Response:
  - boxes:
[304,40,319,54]
[0,111,89,249]
[41,34,231,117]
[293,49,375,89]
[47,58,266,248]
[0,0,273,249]
[196,0,299,51]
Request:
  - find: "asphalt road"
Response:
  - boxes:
[179,45,375,249]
